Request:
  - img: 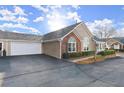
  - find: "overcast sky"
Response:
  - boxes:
[0,5,124,36]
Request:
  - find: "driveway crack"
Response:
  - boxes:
[75,64,119,87]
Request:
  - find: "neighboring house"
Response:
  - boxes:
[1,22,122,59]
[106,37,124,50]
[93,36,106,52]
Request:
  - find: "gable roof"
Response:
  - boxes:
[93,36,124,44]
[112,37,124,44]
[93,36,106,42]
[0,30,42,41]
[43,22,81,41]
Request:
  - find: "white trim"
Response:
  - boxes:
[106,38,124,45]
[0,39,41,43]
[113,44,120,49]
[110,40,124,46]
[80,22,93,37]
[67,42,77,53]
[42,38,60,43]
[82,37,90,51]
[43,22,82,43]
[67,37,77,53]
[42,38,61,43]
[73,29,82,41]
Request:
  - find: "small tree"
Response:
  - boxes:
[94,25,116,39]
[94,23,117,50]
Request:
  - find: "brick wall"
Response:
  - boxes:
[61,32,81,54]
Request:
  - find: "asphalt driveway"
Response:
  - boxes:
[0,54,124,87]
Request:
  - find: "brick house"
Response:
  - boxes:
[0,22,107,59]
[42,22,106,59]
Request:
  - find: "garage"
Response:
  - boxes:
[10,41,42,56]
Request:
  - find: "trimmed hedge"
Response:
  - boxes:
[118,49,124,52]
[97,50,115,56]
[62,51,95,59]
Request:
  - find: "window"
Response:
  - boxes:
[68,37,76,53]
[83,37,89,51]
[96,42,104,51]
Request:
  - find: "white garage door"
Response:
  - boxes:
[11,42,42,56]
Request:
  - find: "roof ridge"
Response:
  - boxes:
[43,22,82,36]
[0,30,42,37]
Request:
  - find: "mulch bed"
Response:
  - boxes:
[76,54,116,64]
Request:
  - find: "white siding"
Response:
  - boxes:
[73,23,95,51]
[114,44,120,49]
[10,41,42,55]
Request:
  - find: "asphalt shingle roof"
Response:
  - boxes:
[0,30,42,41]
[113,37,124,44]
[93,36,106,42]
[43,22,81,41]
[93,36,124,44]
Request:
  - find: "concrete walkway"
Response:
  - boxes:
[116,52,124,57]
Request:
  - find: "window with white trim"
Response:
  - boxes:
[83,37,89,51]
[68,37,76,53]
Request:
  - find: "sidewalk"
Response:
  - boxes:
[116,52,124,57]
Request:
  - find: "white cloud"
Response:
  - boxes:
[116,27,124,37]
[16,16,29,23]
[0,23,40,33]
[45,6,81,31]
[12,30,22,33]
[0,9,13,16]
[0,15,16,22]
[0,16,29,23]
[71,5,80,10]
[46,11,67,31]
[32,5,49,13]
[32,5,62,13]
[86,18,113,33]
[14,6,27,16]
[86,19,124,37]
[32,5,82,32]
[66,12,81,22]
[0,7,29,23]
[48,5,62,10]
[33,16,44,23]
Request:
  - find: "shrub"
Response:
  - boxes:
[62,51,95,59]
[97,50,115,56]
[119,49,124,52]
[62,53,69,59]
